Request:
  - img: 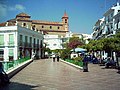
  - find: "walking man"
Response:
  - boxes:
[52,54,56,62]
[82,54,89,72]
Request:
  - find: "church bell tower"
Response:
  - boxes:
[62,11,69,32]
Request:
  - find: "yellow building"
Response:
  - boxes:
[4,12,69,37]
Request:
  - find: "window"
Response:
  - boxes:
[58,27,60,29]
[20,35,23,41]
[23,23,26,26]
[25,36,28,46]
[65,19,67,23]
[29,37,32,47]
[0,35,4,45]
[50,26,52,29]
[0,50,4,61]
[37,39,39,44]
[9,49,14,61]
[30,37,32,44]
[9,49,13,56]
[25,36,28,43]
[20,35,23,46]
[42,26,44,28]
[53,44,57,46]
[34,38,36,47]
[9,34,14,45]
[110,13,113,18]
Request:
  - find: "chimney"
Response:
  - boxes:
[5,22,8,26]
[15,21,18,25]
[117,2,119,6]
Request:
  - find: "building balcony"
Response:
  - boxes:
[33,44,40,49]
[19,42,23,46]
[24,42,28,47]
[19,42,32,48]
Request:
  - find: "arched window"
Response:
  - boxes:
[23,23,26,26]
[65,19,67,23]
[50,26,52,29]
[42,26,44,28]
[58,26,60,29]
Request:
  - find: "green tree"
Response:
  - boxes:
[44,48,51,54]
[60,48,71,60]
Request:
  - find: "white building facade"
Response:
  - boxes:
[0,25,43,61]
[44,35,63,50]
[92,2,120,40]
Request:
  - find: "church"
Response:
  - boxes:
[0,12,69,50]
[0,12,69,37]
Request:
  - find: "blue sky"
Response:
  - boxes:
[0,0,118,34]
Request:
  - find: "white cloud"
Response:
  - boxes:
[15,4,25,11]
[0,3,7,17]
[9,4,25,11]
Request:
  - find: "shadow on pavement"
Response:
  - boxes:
[0,82,39,90]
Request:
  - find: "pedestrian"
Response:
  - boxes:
[82,54,89,72]
[31,51,35,60]
[0,62,10,86]
[57,55,60,62]
[52,54,56,62]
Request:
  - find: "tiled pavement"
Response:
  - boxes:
[1,58,120,90]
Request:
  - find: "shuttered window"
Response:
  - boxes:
[0,35,4,45]
[9,49,13,56]
[9,34,14,45]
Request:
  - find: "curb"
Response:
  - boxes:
[6,59,33,78]
[60,59,83,70]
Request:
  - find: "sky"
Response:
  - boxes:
[0,0,118,34]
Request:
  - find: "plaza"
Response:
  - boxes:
[0,58,120,90]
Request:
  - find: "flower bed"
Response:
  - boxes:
[65,59,83,67]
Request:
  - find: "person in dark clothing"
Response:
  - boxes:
[105,57,116,68]
[82,55,89,72]
[52,54,56,62]
[57,55,60,62]
[0,62,9,86]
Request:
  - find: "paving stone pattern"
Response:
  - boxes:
[1,58,120,90]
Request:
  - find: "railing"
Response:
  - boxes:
[2,57,30,72]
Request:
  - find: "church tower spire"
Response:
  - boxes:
[62,11,69,32]
[62,11,69,23]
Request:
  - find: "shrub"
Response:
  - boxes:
[60,49,71,60]
[72,56,83,62]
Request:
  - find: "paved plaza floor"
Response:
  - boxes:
[0,58,120,90]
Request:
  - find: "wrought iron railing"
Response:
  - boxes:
[2,57,30,72]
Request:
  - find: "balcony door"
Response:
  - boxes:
[0,49,4,61]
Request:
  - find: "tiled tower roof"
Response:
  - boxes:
[16,13,31,17]
[62,11,68,19]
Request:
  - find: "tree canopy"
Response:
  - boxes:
[67,37,84,49]
[83,32,120,53]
